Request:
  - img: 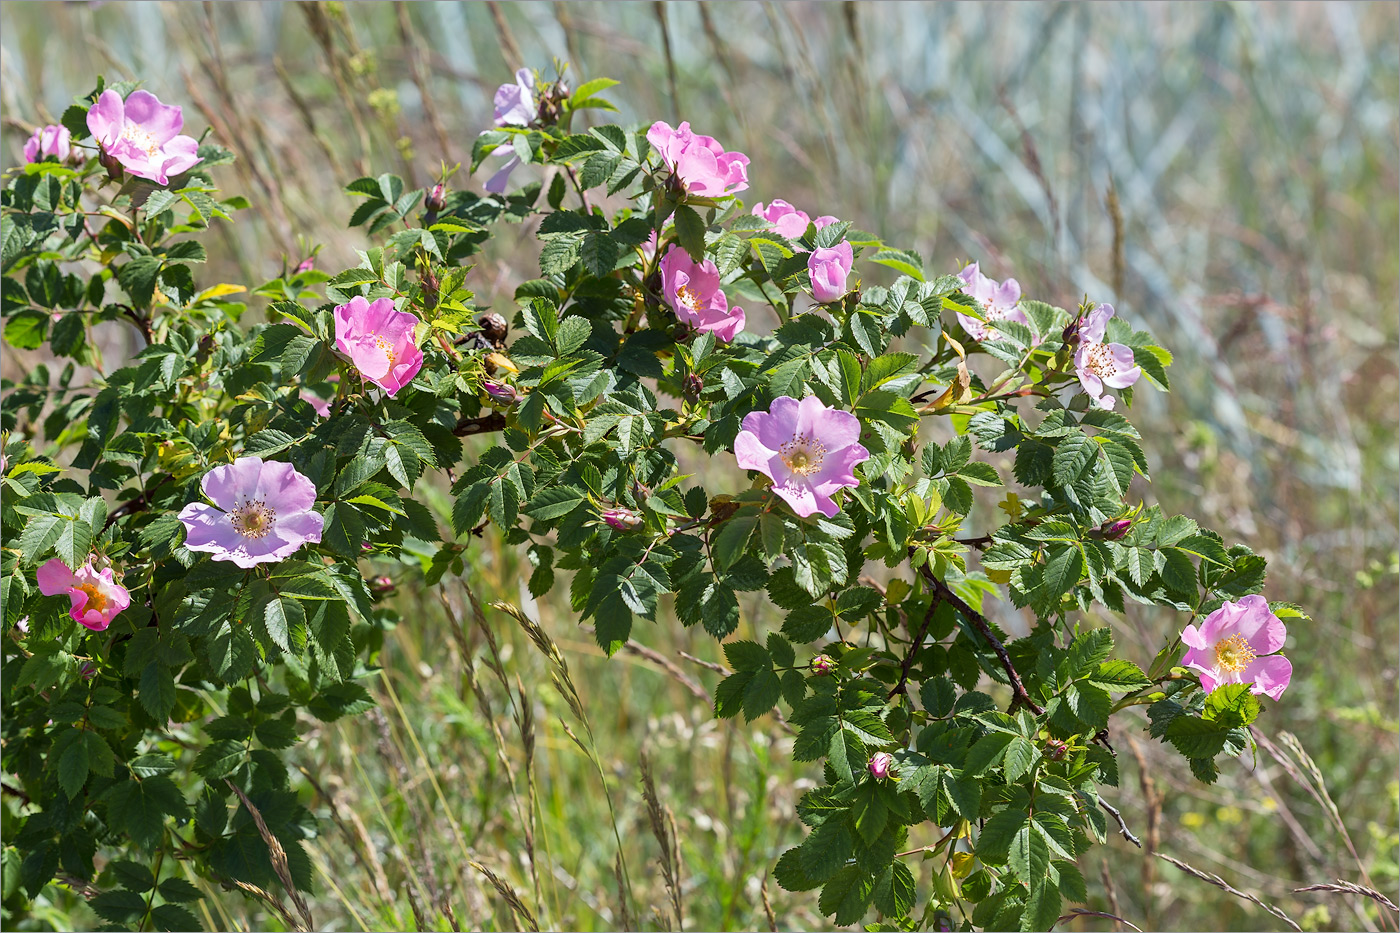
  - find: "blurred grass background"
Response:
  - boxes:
[2,2,1397,930]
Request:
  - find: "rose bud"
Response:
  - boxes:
[426,182,446,213]
[483,381,518,406]
[294,256,316,274]
[1088,518,1133,541]
[867,752,895,780]
[683,373,704,402]
[98,147,124,181]
[601,508,642,531]
[1044,737,1068,761]
[370,575,396,598]
[810,654,837,677]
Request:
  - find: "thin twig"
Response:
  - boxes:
[1157,853,1302,932]
[888,594,939,699]
[1099,798,1141,848]
[581,625,708,701]
[454,412,507,436]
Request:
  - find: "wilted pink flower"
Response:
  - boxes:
[956,262,1032,342]
[808,241,853,304]
[1072,304,1141,411]
[86,89,202,185]
[483,381,518,405]
[734,395,869,518]
[23,124,71,163]
[178,456,324,569]
[646,121,749,197]
[1181,595,1292,700]
[868,752,894,780]
[810,654,836,676]
[751,199,836,239]
[333,296,424,397]
[659,246,745,342]
[494,68,536,127]
[601,508,642,531]
[37,559,130,631]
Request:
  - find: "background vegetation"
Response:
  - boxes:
[2,2,1396,930]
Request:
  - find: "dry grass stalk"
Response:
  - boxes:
[225,780,314,932]
[1157,853,1302,932]
[471,859,541,932]
[1294,880,1400,913]
[640,749,685,930]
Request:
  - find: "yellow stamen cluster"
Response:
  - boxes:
[1085,343,1119,378]
[779,434,828,476]
[373,334,398,364]
[230,500,277,539]
[121,123,160,157]
[676,285,702,311]
[75,583,108,614]
[1214,633,1256,673]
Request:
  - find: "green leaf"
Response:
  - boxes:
[1051,431,1095,486]
[1088,659,1152,692]
[56,730,90,798]
[1042,545,1083,601]
[673,204,707,261]
[524,486,586,521]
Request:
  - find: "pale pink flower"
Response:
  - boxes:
[37,559,130,632]
[23,125,71,163]
[734,395,869,518]
[956,262,1032,342]
[333,296,424,397]
[86,89,202,185]
[659,246,745,342]
[751,199,836,239]
[1181,595,1292,700]
[868,752,894,780]
[808,241,853,304]
[646,121,749,197]
[1071,304,1141,411]
[178,456,324,569]
[494,68,536,127]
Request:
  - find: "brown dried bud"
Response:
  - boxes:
[478,312,509,346]
[683,373,703,401]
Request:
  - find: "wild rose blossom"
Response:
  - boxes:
[808,241,853,304]
[868,752,894,780]
[37,559,130,632]
[333,296,424,397]
[751,199,836,239]
[23,124,71,163]
[494,68,536,127]
[1180,595,1292,700]
[956,262,1032,342]
[86,89,202,185]
[734,395,869,518]
[659,246,745,342]
[178,456,324,568]
[1071,303,1141,411]
[646,121,749,197]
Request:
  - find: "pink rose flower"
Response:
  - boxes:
[659,245,745,342]
[23,124,71,163]
[86,89,202,185]
[751,199,836,239]
[1071,304,1141,411]
[37,559,130,632]
[956,262,1032,342]
[333,296,425,397]
[494,68,536,127]
[1181,595,1293,700]
[178,456,324,569]
[646,121,749,198]
[868,752,894,780]
[808,241,853,304]
[734,395,870,518]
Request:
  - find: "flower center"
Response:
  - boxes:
[676,285,702,312]
[230,500,277,539]
[1086,343,1118,378]
[779,434,827,476]
[1214,633,1256,673]
[373,334,397,364]
[75,583,107,614]
[121,123,160,157]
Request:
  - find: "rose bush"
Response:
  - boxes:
[0,71,1305,931]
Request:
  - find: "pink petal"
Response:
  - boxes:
[1241,654,1292,700]
[1180,622,1209,650]
[1080,305,1114,344]
[86,89,125,147]
[121,90,184,145]
[1231,595,1287,655]
[1197,601,1240,643]
[37,559,78,596]
[201,457,263,511]
[178,502,234,553]
[733,427,776,474]
[253,459,318,514]
[771,476,823,518]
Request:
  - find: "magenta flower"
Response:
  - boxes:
[178,456,324,569]
[601,508,642,531]
[1181,595,1292,700]
[659,245,745,342]
[23,124,71,163]
[86,89,202,185]
[808,241,854,304]
[956,262,1032,342]
[734,396,870,518]
[868,752,895,780]
[36,559,130,632]
[646,121,749,197]
[333,296,424,397]
[1071,304,1141,411]
[494,68,536,127]
[751,199,836,239]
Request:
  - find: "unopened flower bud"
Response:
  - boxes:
[294,256,316,274]
[1044,737,1068,761]
[80,662,97,681]
[1062,317,1084,349]
[483,380,517,406]
[98,147,124,181]
[370,575,396,597]
[421,265,440,310]
[683,373,703,402]
[810,654,837,676]
[1099,518,1132,540]
[601,508,643,532]
[478,312,509,346]
[867,751,895,780]
[426,183,446,213]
